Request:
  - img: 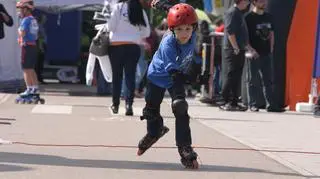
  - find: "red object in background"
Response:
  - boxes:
[286,0,319,110]
[215,24,224,33]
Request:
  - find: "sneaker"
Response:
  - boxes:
[219,103,247,112]
[232,104,248,112]
[219,103,232,111]
[187,90,195,98]
[250,106,259,112]
[267,107,285,112]
[110,105,119,114]
[125,104,133,116]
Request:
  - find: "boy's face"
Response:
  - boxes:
[18,7,28,18]
[254,0,267,10]
[173,24,194,44]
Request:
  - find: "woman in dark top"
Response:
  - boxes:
[0,3,13,39]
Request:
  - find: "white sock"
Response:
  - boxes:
[32,85,39,89]
[30,86,39,94]
[25,87,32,93]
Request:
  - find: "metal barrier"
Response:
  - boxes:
[200,32,224,103]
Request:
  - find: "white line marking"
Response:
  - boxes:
[31,105,72,114]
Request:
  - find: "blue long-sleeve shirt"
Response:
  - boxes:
[147,31,200,89]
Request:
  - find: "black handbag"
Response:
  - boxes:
[89,28,110,56]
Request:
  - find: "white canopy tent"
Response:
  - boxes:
[0,0,105,92]
[34,0,104,13]
[35,0,104,6]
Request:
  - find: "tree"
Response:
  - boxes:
[186,0,203,9]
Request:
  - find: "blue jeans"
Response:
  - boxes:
[247,54,275,108]
[213,64,221,95]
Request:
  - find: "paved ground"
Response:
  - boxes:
[0,84,319,179]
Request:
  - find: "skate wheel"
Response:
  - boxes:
[191,160,199,169]
[39,99,45,104]
[137,126,169,156]
[137,149,145,156]
[181,159,199,169]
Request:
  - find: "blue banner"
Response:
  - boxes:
[203,0,212,13]
[313,1,320,77]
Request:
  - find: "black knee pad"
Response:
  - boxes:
[140,106,161,121]
[172,99,188,116]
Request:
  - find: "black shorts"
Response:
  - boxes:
[21,45,38,69]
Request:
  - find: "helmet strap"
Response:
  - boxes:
[192,23,198,31]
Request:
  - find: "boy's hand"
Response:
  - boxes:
[246,46,259,59]
[17,37,22,46]
[251,49,259,59]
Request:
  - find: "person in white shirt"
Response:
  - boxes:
[107,0,150,116]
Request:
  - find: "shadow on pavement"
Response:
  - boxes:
[0,164,33,172]
[0,152,315,177]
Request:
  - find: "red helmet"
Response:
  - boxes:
[167,3,198,29]
[16,0,34,10]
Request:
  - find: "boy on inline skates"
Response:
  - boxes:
[16,0,43,104]
[137,3,207,169]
